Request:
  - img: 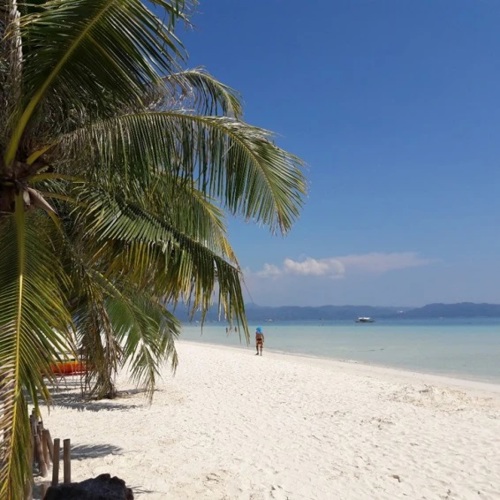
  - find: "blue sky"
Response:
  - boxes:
[178,0,500,307]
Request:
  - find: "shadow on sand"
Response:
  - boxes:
[46,384,145,412]
[71,443,124,459]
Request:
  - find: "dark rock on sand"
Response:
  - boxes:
[43,473,133,499]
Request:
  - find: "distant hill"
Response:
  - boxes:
[173,302,500,322]
[398,302,500,318]
[237,304,402,321]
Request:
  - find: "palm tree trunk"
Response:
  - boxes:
[6,0,22,128]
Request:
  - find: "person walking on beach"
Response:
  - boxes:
[255,326,264,356]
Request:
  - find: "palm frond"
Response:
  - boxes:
[161,68,243,118]
[107,291,180,399]
[62,231,122,399]
[70,185,248,331]
[54,194,183,398]
[5,0,191,166]
[158,177,239,263]
[59,112,307,234]
[0,199,71,499]
[72,284,121,399]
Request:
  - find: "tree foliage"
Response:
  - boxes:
[0,1,306,496]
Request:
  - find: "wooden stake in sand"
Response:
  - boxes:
[52,438,60,486]
[63,438,71,484]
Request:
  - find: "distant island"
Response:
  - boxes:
[175,302,500,322]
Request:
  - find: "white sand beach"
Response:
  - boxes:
[38,341,500,499]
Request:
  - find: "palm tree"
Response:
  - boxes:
[0,1,306,496]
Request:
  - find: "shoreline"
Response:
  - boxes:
[180,338,500,394]
[38,340,500,499]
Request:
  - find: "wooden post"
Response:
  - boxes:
[63,438,71,484]
[42,429,51,465]
[26,435,34,500]
[43,429,53,463]
[29,414,37,437]
[35,434,47,477]
[30,431,35,468]
[29,411,37,465]
[52,439,60,486]
[32,435,39,470]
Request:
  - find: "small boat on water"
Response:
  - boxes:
[355,317,375,323]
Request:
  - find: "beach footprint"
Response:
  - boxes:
[270,484,289,499]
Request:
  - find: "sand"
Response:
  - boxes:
[37,341,500,499]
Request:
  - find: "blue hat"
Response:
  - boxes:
[256,326,262,333]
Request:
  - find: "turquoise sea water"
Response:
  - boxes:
[180,318,500,384]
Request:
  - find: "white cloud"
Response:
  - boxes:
[252,252,433,279]
[283,257,345,277]
[256,263,282,278]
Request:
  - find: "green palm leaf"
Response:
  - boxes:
[69,264,122,399]
[59,111,307,233]
[107,291,180,399]
[162,68,243,118]
[5,0,190,166]
[71,185,247,328]
[67,255,179,399]
[0,197,71,499]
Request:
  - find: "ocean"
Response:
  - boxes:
[180,318,500,384]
